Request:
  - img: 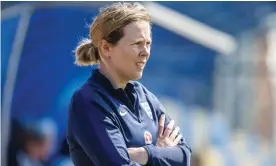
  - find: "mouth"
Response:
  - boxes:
[136,62,146,69]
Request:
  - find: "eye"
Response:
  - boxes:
[135,41,142,45]
[132,41,151,46]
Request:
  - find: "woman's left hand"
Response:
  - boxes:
[156,114,183,148]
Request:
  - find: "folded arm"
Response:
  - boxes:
[69,92,142,166]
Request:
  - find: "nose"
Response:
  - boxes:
[139,45,150,58]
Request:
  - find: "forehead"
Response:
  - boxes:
[122,21,151,40]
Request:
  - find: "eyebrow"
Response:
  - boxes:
[132,38,152,43]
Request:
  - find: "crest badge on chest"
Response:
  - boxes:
[144,130,152,145]
[140,102,153,120]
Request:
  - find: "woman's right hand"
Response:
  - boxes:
[156,114,182,148]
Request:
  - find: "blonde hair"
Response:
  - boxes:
[74,2,151,66]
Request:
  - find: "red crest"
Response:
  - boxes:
[144,131,152,144]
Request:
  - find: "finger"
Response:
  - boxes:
[173,134,182,145]
[158,114,165,137]
[163,120,175,137]
[169,126,180,139]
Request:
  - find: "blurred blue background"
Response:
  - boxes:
[2,1,276,166]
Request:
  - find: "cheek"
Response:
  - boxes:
[125,52,137,70]
[116,48,136,67]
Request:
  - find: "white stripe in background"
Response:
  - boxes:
[143,2,238,55]
[1,7,33,166]
[265,13,276,166]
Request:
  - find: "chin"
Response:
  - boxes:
[131,71,143,80]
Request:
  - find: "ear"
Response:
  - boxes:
[100,39,113,58]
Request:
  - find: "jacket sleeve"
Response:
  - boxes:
[143,88,192,166]
[69,91,141,166]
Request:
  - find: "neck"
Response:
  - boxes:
[99,64,127,89]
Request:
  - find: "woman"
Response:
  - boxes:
[67,2,191,166]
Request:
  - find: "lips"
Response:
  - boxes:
[136,62,145,68]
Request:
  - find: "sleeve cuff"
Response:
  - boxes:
[179,144,192,166]
[143,144,154,165]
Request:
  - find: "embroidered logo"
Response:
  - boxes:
[119,109,127,116]
[140,102,153,120]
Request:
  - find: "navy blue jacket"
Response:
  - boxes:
[67,69,191,166]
